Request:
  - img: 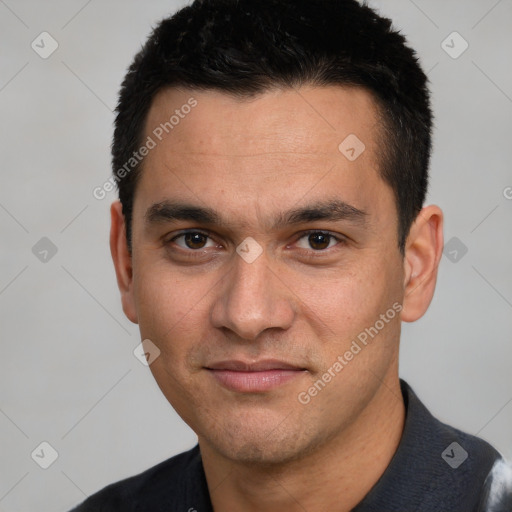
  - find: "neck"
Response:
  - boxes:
[200,375,406,512]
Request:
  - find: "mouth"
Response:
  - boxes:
[204,359,307,393]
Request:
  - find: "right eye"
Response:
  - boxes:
[169,231,217,250]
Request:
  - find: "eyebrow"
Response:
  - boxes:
[144,199,368,229]
[272,199,367,229]
[145,202,221,226]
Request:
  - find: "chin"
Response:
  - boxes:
[218,437,304,466]
[199,411,327,467]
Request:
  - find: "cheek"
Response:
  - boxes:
[291,257,400,350]
[133,267,213,419]
[133,263,212,352]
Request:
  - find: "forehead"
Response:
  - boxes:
[144,85,381,158]
[134,85,395,231]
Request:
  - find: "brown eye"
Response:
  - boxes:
[183,232,209,249]
[295,231,343,252]
[171,232,214,250]
[308,232,331,250]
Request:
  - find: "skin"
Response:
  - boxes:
[110,85,444,512]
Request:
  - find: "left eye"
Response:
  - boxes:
[296,232,340,251]
[172,232,217,250]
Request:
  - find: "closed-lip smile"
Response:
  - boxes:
[205,359,307,393]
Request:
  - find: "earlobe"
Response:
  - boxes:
[110,201,139,324]
[401,205,444,323]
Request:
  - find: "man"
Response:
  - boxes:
[72,0,512,510]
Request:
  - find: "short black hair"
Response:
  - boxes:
[112,0,432,253]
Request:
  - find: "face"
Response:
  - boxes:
[121,86,409,464]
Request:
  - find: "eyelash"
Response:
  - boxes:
[166,229,346,254]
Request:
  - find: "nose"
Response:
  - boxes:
[210,249,296,341]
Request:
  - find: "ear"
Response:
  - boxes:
[401,205,444,323]
[110,201,138,324]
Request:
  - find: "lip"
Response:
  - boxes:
[207,359,304,372]
[205,359,307,393]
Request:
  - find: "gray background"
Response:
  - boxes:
[0,0,511,510]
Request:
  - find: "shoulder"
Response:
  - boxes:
[401,380,503,509]
[477,457,512,512]
[69,445,205,512]
[354,381,507,511]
